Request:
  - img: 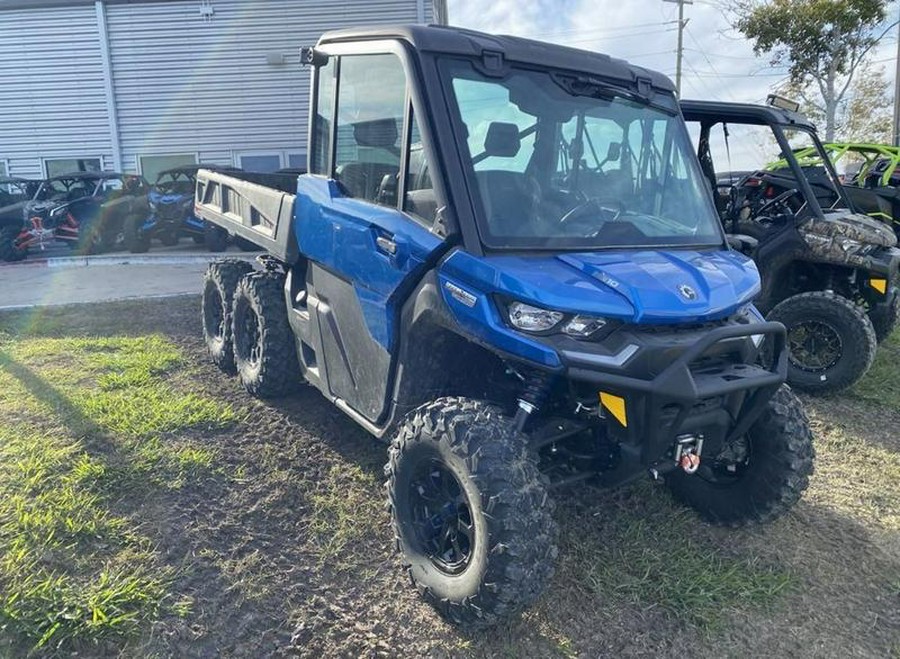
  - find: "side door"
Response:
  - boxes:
[297,45,446,423]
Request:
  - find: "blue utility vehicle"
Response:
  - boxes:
[194,25,814,628]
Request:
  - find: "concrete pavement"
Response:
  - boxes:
[0,242,258,310]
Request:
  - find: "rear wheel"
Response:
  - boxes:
[667,385,814,526]
[124,215,150,253]
[387,398,558,629]
[768,291,876,393]
[202,259,255,374]
[232,271,300,397]
[204,223,229,252]
[0,225,28,262]
[234,236,259,252]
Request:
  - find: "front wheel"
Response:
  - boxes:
[0,225,28,262]
[768,291,877,393]
[387,398,558,629]
[667,385,814,526]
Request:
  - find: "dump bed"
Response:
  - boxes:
[194,169,299,263]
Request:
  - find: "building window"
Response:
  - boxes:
[287,152,307,171]
[44,158,102,178]
[139,154,197,182]
[237,153,281,173]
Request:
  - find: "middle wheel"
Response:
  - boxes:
[232,271,301,398]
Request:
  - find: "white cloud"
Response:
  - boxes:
[445,0,897,108]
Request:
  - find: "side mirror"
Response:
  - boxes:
[606,142,622,161]
[483,122,521,158]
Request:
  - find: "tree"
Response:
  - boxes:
[733,0,892,140]
[777,65,893,143]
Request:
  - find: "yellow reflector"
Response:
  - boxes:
[599,392,628,427]
[870,278,888,294]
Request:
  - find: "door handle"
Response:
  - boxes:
[375,235,397,255]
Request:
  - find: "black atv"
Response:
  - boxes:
[683,99,900,393]
[13,172,150,259]
[0,176,43,262]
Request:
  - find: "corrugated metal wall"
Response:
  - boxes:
[0,0,433,178]
[0,4,112,179]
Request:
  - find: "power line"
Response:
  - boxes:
[662,0,693,96]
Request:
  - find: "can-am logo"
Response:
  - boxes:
[678,284,697,300]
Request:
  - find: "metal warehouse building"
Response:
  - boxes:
[0,0,447,181]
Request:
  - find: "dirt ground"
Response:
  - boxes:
[0,297,898,658]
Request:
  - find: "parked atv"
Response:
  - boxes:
[192,25,815,629]
[0,177,42,261]
[8,172,150,259]
[128,164,248,253]
[683,100,900,392]
[771,141,900,241]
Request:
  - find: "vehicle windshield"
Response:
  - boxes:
[34,178,97,202]
[442,60,723,250]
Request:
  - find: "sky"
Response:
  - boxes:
[445,0,899,106]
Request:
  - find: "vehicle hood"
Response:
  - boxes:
[441,248,760,323]
[150,189,190,205]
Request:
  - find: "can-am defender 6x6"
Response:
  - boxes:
[193,26,814,628]
[682,99,900,393]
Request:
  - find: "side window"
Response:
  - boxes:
[334,54,406,206]
[311,57,336,175]
[404,115,437,224]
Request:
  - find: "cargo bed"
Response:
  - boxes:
[194,169,299,263]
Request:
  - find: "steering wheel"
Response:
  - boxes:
[756,188,801,217]
[559,197,624,226]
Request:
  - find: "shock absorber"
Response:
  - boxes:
[512,368,554,432]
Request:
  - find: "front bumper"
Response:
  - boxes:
[866,246,900,280]
[555,321,788,470]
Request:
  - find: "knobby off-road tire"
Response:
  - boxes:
[667,385,814,526]
[869,291,899,343]
[124,214,150,253]
[232,271,300,398]
[202,259,255,374]
[0,225,28,262]
[205,223,229,253]
[768,291,877,393]
[386,398,558,629]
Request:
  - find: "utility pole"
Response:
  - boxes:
[893,6,900,145]
[663,0,693,96]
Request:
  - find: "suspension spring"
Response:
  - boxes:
[513,368,554,431]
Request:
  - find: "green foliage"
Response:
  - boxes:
[0,335,234,651]
[733,0,891,140]
[736,0,887,82]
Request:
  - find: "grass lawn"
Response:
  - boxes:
[0,298,897,657]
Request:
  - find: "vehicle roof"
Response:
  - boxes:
[157,164,241,177]
[318,24,675,93]
[46,171,126,182]
[822,142,900,155]
[680,99,816,131]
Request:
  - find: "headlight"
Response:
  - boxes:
[507,302,564,333]
[563,314,607,337]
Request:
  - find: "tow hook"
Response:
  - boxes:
[674,434,704,475]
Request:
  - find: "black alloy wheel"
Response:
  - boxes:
[408,460,475,575]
